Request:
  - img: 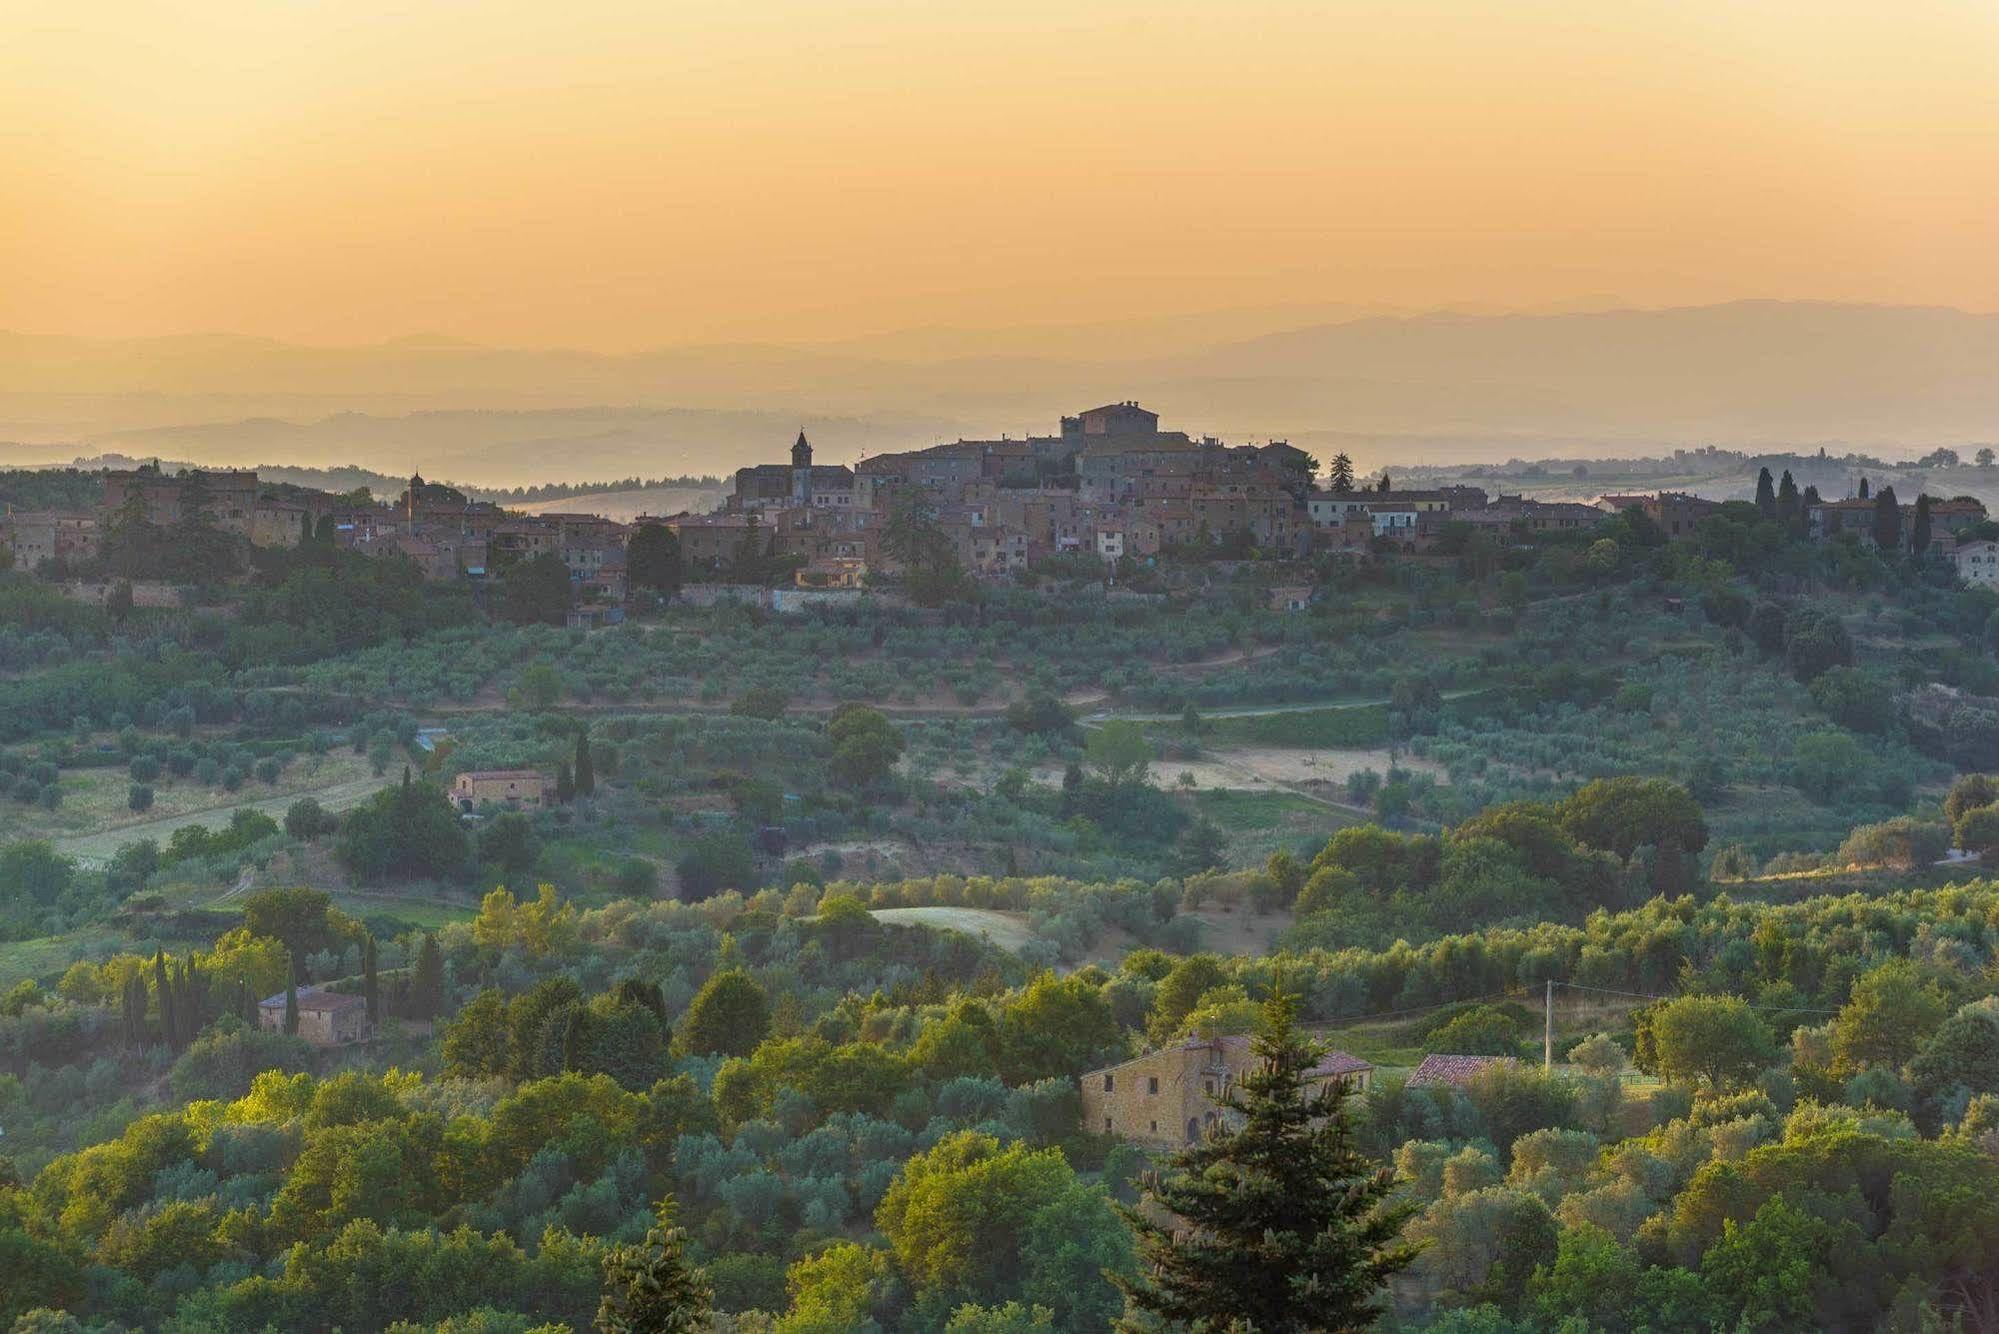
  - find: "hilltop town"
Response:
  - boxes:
[7,402,1996,620]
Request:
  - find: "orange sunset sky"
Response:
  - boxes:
[4,0,1998,351]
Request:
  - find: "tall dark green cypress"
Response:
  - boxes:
[574,729,595,797]
[179,954,206,1047]
[170,958,190,1049]
[1115,986,1418,1332]
[363,935,380,1027]
[153,949,175,1050]
[1875,485,1901,550]
[1754,466,1776,516]
[411,932,444,1021]
[1912,493,1933,556]
[556,760,575,804]
[1776,469,1799,527]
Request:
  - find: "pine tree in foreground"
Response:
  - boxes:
[596,1195,712,1333]
[1115,986,1419,1332]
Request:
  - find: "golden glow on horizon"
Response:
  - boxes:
[4,0,1998,348]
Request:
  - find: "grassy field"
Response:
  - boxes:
[1192,787,1355,865]
[33,757,392,866]
[1192,788,1330,831]
[0,929,124,990]
[0,918,221,990]
[1206,703,1392,748]
[328,889,484,932]
[870,906,1039,953]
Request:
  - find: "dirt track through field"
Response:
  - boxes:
[54,774,392,867]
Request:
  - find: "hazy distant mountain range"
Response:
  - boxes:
[2,300,1996,484]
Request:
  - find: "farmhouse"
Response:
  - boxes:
[257,986,370,1046]
[452,769,556,812]
[1079,1034,1371,1147]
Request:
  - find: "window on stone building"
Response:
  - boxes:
[1103,1073,1114,1092]
[1148,1076,1159,1095]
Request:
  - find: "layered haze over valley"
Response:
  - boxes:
[6,298,1999,486]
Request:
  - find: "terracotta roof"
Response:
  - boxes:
[1307,1049,1373,1077]
[1406,1053,1515,1088]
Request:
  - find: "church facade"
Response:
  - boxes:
[729,431,857,511]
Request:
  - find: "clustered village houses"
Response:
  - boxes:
[2,402,1991,618]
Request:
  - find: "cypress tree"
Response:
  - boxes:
[574,730,595,797]
[561,1007,589,1073]
[1754,466,1776,516]
[1912,493,1933,556]
[411,932,445,1021]
[283,958,300,1036]
[1060,761,1084,816]
[363,935,380,1027]
[153,949,175,1050]
[1115,986,1418,1331]
[1874,485,1901,550]
[188,955,209,1045]
[596,1196,712,1333]
[1859,474,1871,499]
[556,760,575,804]
[1776,469,1799,525]
[175,957,200,1048]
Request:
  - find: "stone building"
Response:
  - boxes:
[731,432,857,511]
[1079,1034,1372,1148]
[452,769,556,812]
[258,986,370,1046]
[0,511,101,569]
[102,467,261,538]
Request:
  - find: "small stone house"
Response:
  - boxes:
[1268,583,1313,613]
[1080,1034,1372,1147]
[258,986,370,1046]
[452,769,556,812]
